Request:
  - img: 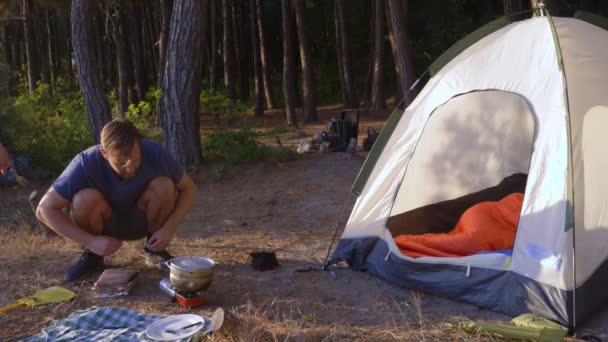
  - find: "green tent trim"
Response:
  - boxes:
[574,10,608,31]
[428,16,512,77]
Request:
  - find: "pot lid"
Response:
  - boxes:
[169,256,215,272]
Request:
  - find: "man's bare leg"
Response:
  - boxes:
[64,189,112,281]
[137,176,177,266]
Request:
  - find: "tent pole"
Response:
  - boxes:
[322,191,353,270]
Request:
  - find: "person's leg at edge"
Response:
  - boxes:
[64,188,112,281]
[138,176,177,266]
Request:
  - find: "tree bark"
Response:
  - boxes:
[386,0,414,106]
[111,0,136,115]
[531,0,571,16]
[91,9,103,90]
[131,3,146,103]
[503,0,530,21]
[23,0,39,92]
[0,24,12,96]
[162,0,203,166]
[223,0,236,99]
[71,0,112,144]
[45,9,56,94]
[209,0,218,91]
[281,0,297,127]
[371,0,385,110]
[156,0,173,126]
[334,0,357,109]
[250,0,263,117]
[233,1,249,101]
[293,0,317,122]
[255,0,275,109]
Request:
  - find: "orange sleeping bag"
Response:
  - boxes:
[394,193,524,258]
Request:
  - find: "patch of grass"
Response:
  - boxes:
[257,126,292,137]
[202,129,297,165]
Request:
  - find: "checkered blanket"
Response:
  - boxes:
[22,306,194,342]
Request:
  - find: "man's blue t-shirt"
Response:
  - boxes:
[53,139,184,211]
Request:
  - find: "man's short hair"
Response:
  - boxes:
[100,119,143,155]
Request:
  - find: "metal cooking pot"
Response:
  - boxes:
[166,256,215,293]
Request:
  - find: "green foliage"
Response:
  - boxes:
[202,128,297,164]
[124,87,163,143]
[257,126,291,137]
[199,90,252,126]
[1,79,92,174]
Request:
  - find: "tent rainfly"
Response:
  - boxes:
[330,12,608,328]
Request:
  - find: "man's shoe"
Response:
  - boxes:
[144,247,174,270]
[64,249,104,282]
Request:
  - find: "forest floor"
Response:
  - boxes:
[1,105,607,341]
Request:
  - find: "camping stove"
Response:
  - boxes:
[159,278,205,308]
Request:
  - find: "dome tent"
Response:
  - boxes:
[329,11,608,328]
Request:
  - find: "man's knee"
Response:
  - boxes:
[139,177,176,230]
[73,189,109,213]
[141,177,176,204]
[72,189,111,232]
[148,176,176,196]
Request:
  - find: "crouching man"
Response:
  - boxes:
[36,119,198,281]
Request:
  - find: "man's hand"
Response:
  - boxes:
[0,143,10,176]
[86,235,123,256]
[146,227,174,252]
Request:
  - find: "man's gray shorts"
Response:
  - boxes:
[103,208,149,241]
[66,206,149,241]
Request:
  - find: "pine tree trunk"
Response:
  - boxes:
[293,0,317,123]
[112,0,135,115]
[92,9,105,91]
[233,1,249,101]
[45,9,56,94]
[255,0,275,109]
[209,0,218,91]
[281,0,297,127]
[35,5,49,85]
[503,0,530,21]
[143,3,159,75]
[0,24,11,96]
[371,0,385,110]
[223,0,236,99]
[156,0,173,126]
[250,0,263,117]
[531,0,571,16]
[386,0,414,106]
[199,0,209,86]
[363,0,375,110]
[334,0,357,109]
[23,0,39,92]
[71,0,112,144]
[162,0,203,166]
[131,5,146,103]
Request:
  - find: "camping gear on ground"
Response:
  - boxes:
[328,11,608,329]
[362,127,379,152]
[159,256,215,308]
[452,320,568,342]
[511,313,569,334]
[22,306,207,341]
[0,286,75,313]
[250,251,279,271]
[166,256,215,293]
[92,268,139,298]
[325,109,359,152]
[144,314,210,341]
[159,278,206,309]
